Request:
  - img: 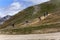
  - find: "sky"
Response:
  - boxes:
[0,0,49,17]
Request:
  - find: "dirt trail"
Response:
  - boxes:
[20,14,51,27]
[42,22,60,25]
[29,14,51,25]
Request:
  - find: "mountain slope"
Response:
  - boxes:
[0,1,56,29]
[0,0,60,34]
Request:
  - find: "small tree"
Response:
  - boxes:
[12,23,15,27]
[25,21,29,23]
[44,12,48,16]
[38,17,41,21]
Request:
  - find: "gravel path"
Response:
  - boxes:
[0,32,60,40]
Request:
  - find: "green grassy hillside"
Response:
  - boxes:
[0,0,60,34]
[0,1,56,28]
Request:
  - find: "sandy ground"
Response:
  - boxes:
[0,32,60,40]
